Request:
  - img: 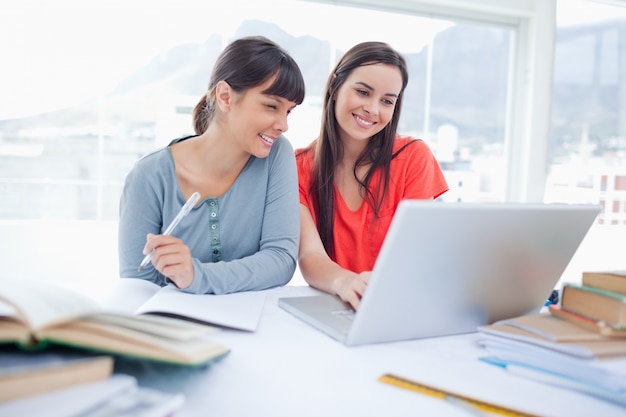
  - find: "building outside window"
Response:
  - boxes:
[0,0,513,220]
[546,0,626,226]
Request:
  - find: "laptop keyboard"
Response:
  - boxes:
[332,309,356,322]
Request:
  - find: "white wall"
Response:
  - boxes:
[0,220,119,296]
[0,220,307,296]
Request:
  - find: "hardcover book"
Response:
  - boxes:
[561,283,626,328]
[0,354,113,402]
[582,270,626,295]
[549,304,626,337]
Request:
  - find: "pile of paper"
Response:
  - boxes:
[477,312,626,407]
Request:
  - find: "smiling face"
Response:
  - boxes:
[333,63,403,146]
[228,76,298,159]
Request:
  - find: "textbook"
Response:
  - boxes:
[582,270,626,295]
[0,278,229,366]
[477,312,626,358]
[0,354,113,402]
[0,373,185,417]
[549,304,626,337]
[561,283,626,328]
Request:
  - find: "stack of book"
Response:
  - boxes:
[556,270,626,335]
[0,353,186,416]
[476,270,626,408]
[0,277,269,416]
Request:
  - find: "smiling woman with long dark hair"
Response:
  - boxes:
[119,36,305,294]
[296,41,448,310]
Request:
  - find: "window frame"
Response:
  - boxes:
[303,0,557,202]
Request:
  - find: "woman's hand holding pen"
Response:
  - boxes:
[143,233,194,289]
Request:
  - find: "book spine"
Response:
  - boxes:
[561,284,626,326]
[548,304,626,336]
[583,273,626,295]
[566,283,626,301]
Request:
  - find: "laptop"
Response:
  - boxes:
[278,201,601,346]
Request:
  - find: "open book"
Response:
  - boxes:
[100,278,268,332]
[0,278,229,366]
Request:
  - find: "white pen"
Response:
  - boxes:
[137,191,201,272]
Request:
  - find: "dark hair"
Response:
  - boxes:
[302,41,409,260]
[193,36,306,134]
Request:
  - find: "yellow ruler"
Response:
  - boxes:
[379,373,542,417]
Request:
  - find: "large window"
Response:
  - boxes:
[547,0,626,226]
[23,1,626,219]
[0,0,515,220]
[4,0,624,288]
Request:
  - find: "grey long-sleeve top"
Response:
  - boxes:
[118,135,300,294]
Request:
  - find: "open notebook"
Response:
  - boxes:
[279,201,600,346]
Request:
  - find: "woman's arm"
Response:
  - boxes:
[118,155,169,285]
[298,205,369,310]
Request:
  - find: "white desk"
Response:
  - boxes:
[117,285,624,417]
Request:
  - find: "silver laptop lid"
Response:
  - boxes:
[346,201,600,346]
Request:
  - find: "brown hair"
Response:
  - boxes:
[299,41,409,260]
[192,36,305,134]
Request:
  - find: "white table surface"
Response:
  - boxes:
[116,285,626,417]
